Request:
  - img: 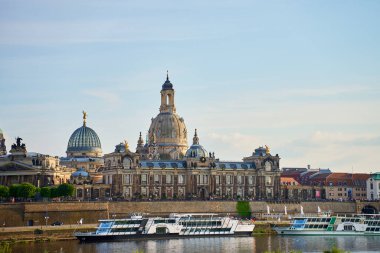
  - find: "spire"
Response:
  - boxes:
[162,71,173,90]
[137,132,144,148]
[82,111,87,126]
[193,129,199,145]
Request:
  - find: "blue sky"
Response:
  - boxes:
[0,0,379,173]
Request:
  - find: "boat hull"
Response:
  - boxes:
[75,232,253,242]
[274,229,380,236]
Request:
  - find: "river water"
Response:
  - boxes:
[10,236,380,253]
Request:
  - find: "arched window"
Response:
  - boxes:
[265,161,272,171]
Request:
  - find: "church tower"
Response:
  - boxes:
[160,71,176,113]
[148,72,188,160]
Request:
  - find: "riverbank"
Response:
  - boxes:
[0,224,97,243]
[0,220,289,243]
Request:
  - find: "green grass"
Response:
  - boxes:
[0,243,12,253]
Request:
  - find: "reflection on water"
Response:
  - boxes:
[10,236,380,253]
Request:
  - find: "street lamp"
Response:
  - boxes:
[44,216,49,226]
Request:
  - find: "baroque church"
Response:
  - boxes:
[96,74,281,200]
[0,74,281,201]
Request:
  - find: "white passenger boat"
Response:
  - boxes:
[74,213,255,242]
[274,214,380,235]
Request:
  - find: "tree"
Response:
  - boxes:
[236,201,252,218]
[9,184,21,198]
[0,185,9,199]
[57,183,75,197]
[50,187,59,198]
[40,187,51,198]
[18,183,37,199]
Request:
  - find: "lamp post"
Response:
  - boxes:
[44,216,49,226]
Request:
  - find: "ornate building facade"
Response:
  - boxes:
[100,74,282,200]
[0,137,74,187]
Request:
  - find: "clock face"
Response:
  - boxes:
[200,157,206,162]
[123,157,132,169]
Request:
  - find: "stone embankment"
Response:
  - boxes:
[0,200,377,227]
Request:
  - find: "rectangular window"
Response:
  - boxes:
[124,174,131,185]
[237,175,243,185]
[154,174,160,184]
[166,174,172,184]
[226,175,232,185]
[141,174,147,184]
[197,175,208,185]
[178,175,184,184]
[266,176,272,185]
[215,176,220,185]
[248,176,255,185]
[141,187,147,197]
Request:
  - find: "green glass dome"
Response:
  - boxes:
[67,125,102,154]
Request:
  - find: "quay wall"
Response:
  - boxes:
[0,201,378,227]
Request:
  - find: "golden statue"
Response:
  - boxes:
[265,145,270,155]
[82,111,87,126]
[124,140,129,151]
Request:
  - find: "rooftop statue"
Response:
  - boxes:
[265,145,270,155]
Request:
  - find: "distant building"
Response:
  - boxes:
[367,173,380,200]
[280,167,331,200]
[325,173,369,201]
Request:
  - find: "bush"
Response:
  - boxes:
[236,201,251,218]
[18,183,37,199]
[40,187,51,198]
[0,185,9,198]
[9,183,37,199]
[57,183,75,197]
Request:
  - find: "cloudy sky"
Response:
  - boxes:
[0,0,379,173]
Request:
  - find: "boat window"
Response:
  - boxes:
[99,222,113,228]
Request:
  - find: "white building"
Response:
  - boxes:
[367,173,380,200]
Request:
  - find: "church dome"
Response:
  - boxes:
[149,113,187,143]
[71,167,89,177]
[66,112,102,157]
[185,129,208,158]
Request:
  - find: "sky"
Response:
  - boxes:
[0,0,379,173]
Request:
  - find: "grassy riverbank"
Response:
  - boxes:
[0,224,96,243]
[252,221,289,235]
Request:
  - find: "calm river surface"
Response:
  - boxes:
[10,236,380,253]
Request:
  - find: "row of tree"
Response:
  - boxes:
[0,183,75,200]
